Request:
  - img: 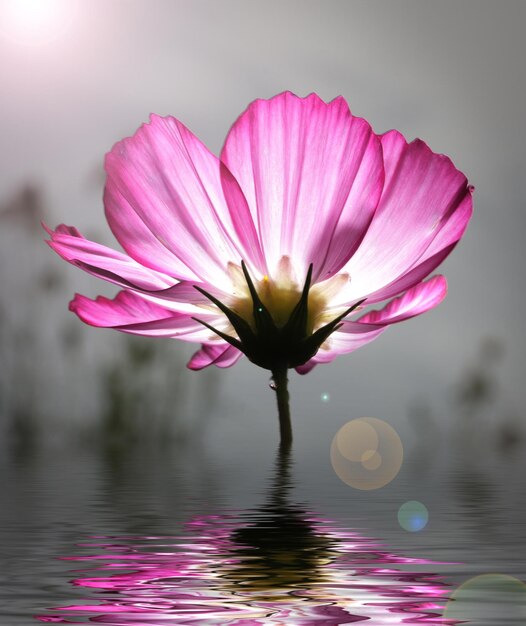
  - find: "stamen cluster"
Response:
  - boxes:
[193,262,363,370]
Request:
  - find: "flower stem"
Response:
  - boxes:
[271,365,292,447]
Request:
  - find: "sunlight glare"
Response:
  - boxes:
[0,0,77,45]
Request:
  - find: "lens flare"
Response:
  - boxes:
[0,0,77,45]
[320,392,330,403]
[443,574,526,624]
[398,500,429,532]
[330,418,403,490]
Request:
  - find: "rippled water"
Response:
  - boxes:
[1,424,526,625]
[35,522,449,624]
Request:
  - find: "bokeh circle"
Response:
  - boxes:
[443,574,526,624]
[330,418,403,490]
[398,501,429,532]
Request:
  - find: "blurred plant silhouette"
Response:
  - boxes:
[0,184,44,235]
[408,336,523,454]
[0,185,46,457]
[0,183,217,457]
[99,334,218,451]
[455,337,504,416]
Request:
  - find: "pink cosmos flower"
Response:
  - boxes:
[46,92,472,437]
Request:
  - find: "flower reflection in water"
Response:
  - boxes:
[37,450,451,625]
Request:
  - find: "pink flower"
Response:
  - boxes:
[46,92,473,376]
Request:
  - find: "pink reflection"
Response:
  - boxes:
[36,512,453,625]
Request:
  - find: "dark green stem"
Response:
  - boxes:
[272,365,292,448]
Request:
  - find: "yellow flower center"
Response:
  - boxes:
[193,256,358,369]
[226,257,350,336]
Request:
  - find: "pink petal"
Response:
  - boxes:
[105,115,264,287]
[365,183,473,304]
[296,322,386,374]
[342,130,471,300]
[296,276,447,373]
[70,291,218,341]
[45,224,175,291]
[134,280,230,315]
[70,289,172,325]
[46,224,231,316]
[103,182,199,282]
[221,92,384,281]
[358,275,447,324]
[187,343,243,370]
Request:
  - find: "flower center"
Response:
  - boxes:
[192,256,359,370]
[231,271,327,334]
[226,256,352,335]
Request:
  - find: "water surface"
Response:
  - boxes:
[1,422,526,625]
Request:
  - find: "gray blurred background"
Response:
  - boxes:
[1,0,525,456]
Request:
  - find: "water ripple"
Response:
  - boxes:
[36,509,451,623]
